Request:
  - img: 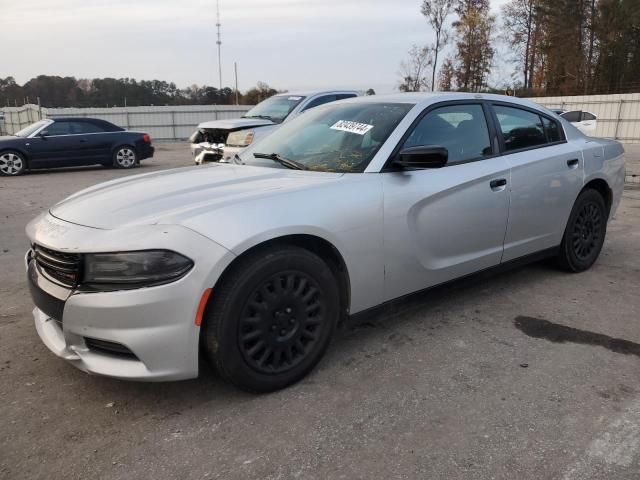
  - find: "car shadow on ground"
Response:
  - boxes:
[24,164,156,175]
[69,259,559,412]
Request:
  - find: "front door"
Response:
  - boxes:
[382,102,511,302]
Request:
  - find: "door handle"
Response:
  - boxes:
[490,178,507,191]
[567,158,579,168]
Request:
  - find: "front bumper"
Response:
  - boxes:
[25,214,236,381]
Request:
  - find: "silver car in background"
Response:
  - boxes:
[189,90,358,164]
[26,93,625,392]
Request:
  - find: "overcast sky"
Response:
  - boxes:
[1,0,511,93]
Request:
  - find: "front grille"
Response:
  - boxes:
[84,337,137,359]
[33,244,81,287]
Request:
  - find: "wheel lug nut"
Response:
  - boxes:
[280,329,286,336]
[271,325,277,331]
[285,307,292,314]
[290,318,295,324]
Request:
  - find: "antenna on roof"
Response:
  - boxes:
[216,0,222,92]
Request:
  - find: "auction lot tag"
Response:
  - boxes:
[330,120,374,135]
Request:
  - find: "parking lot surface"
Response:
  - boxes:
[1,143,640,480]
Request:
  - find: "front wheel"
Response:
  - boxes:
[0,151,26,176]
[113,146,137,169]
[557,189,608,272]
[203,245,340,392]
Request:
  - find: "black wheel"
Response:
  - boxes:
[558,189,607,272]
[203,245,340,392]
[113,146,137,169]
[0,151,26,176]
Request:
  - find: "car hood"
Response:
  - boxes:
[50,164,343,230]
[197,118,275,130]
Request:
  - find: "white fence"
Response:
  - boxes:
[531,93,640,143]
[0,104,253,140]
[2,93,640,143]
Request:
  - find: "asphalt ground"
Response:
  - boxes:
[1,142,640,480]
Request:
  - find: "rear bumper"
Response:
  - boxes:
[138,144,154,160]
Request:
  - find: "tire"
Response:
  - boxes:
[203,245,340,393]
[113,146,137,169]
[557,189,608,272]
[0,151,26,176]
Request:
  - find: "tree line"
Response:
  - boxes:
[399,0,640,96]
[0,76,280,108]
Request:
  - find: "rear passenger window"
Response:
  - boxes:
[560,111,581,123]
[303,95,337,111]
[403,104,492,165]
[582,112,596,121]
[494,106,547,152]
[542,117,562,143]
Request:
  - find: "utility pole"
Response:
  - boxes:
[216,0,222,91]
[234,61,239,105]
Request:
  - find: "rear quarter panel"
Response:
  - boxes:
[582,139,625,218]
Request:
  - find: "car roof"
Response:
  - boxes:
[336,92,553,112]
[274,89,359,97]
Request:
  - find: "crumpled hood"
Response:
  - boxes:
[197,118,275,130]
[50,164,343,229]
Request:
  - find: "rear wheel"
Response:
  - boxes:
[0,151,26,176]
[203,245,339,392]
[557,189,607,272]
[113,146,137,169]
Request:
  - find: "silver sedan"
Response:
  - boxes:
[25,93,625,392]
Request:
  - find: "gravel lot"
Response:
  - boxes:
[1,142,640,480]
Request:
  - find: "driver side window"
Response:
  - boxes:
[403,104,492,165]
[43,122,72,136]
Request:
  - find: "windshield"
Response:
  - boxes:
[243,95,306,123]
[238,102,413,173]
[14,120,50,138]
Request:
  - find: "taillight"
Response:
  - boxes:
[143,134,151,143]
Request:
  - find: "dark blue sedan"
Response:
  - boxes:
[0,117,154,176]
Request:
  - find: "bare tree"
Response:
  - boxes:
[397,45,433,92]
[502,0,539,89]
[421,0,454,91]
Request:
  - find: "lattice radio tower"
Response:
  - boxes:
[216,0,222,91]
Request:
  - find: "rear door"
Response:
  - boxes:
[74,120,113,163]
[491,103,584,261]
[381,102,511,301]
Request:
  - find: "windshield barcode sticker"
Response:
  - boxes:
[330,120,374,135]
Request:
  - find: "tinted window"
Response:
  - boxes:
[542,117,562,142]
[494,106,547,151]
[303,95,337,111]
[582,112,596,121]
[75,121,106,133]
[403,104,492,165]
[44,121,73,136]
[336,93,357,100]
[561,111,581,122]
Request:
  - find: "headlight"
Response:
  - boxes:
[82,250,193,288]
[226,130,255,147]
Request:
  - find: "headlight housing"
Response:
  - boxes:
[82,250,193,289]
[226,129,255,147]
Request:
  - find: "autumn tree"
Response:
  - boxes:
[397,44,433,91]
[452,0,496,91]
[421,0,454,91]
[501,0,542,89]
[438,57,456,91]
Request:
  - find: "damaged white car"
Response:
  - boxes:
[190,90,358,164]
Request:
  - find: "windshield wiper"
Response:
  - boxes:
[253,152,308,170]
[242,115,274,121]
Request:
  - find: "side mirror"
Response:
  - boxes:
[38,131,48,138]
[394,145,448,169]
